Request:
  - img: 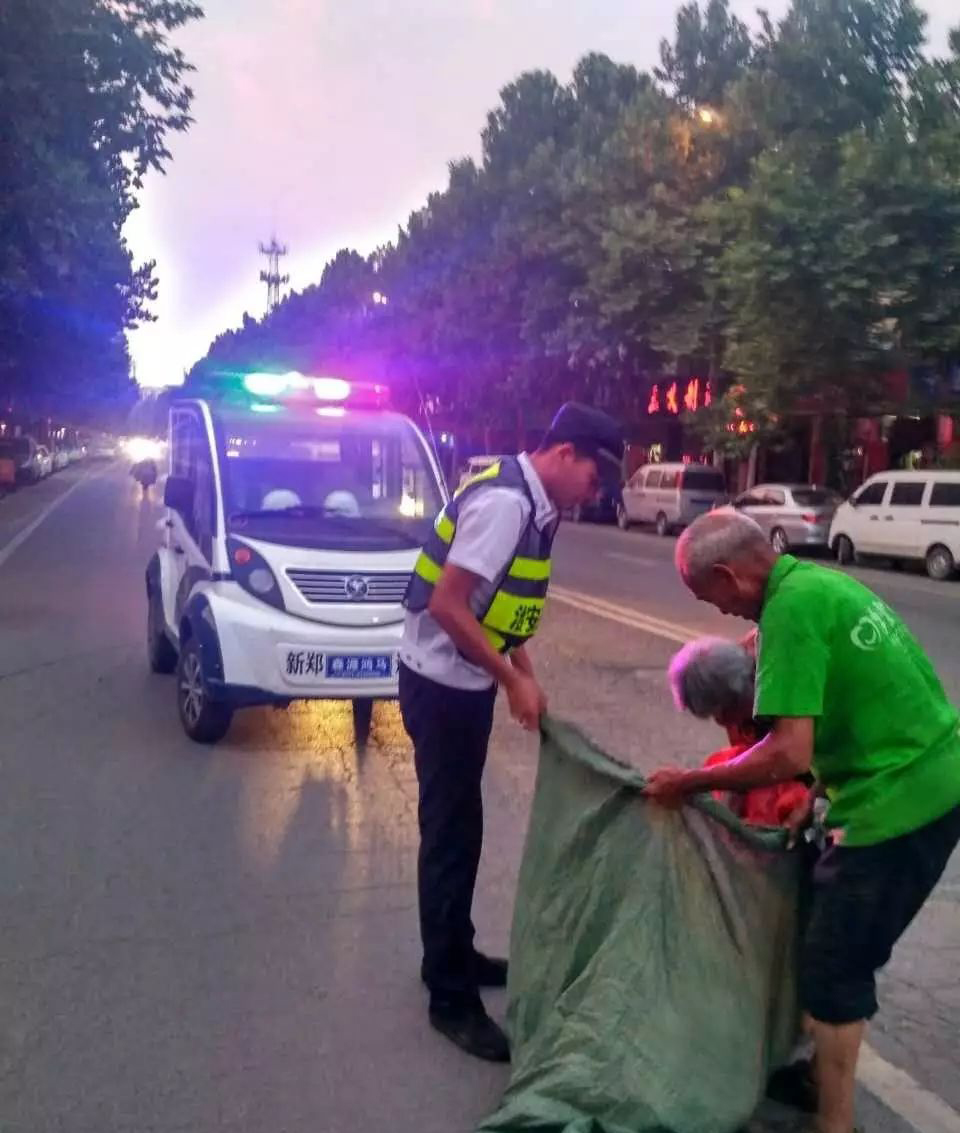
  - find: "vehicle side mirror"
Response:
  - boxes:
[164,475,193,515]
[848,495,859,508]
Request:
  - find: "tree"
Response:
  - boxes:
[0,0,202,410]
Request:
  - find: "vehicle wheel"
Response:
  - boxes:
[352,697,374,748]
[770,527,789,554]
[147,587,177,674]
[616,504,631,531]
[177,638,232,744]
[655,512,670,537]
[925,544,956,582]
[835,535,855,565]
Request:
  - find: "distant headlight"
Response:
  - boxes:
[125,436,163,463]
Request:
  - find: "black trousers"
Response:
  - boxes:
[398,662,497,1008]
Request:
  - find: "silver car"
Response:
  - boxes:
[732,483,841,553]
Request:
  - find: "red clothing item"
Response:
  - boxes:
[703,744,810,827]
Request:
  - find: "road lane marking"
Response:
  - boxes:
[858,1045,960,1133]
[550,586,698,645]
[551,583,960,1133]
[0,468,105,570]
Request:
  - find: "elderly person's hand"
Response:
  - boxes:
[643,767,695,804]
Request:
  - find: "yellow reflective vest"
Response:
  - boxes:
[403,457,556,653]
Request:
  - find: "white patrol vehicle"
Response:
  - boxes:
[145,373,447,744]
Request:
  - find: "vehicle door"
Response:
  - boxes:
[849,479,890,554]
[926,480,960,559]
[880,480,927,557]
[621,468,645,522]
[656,468,680,523]
[638,468,663,523]
[163,408,219,633]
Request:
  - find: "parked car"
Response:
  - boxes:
[619,462,727,535]
[0,435,43,484]
[829,470,960,580]
[457,454,504,493]
[569,484,622,524]
[52,447,71,472]
[732,483,841,553]
[88,436,118,461]
[35,446,54,478]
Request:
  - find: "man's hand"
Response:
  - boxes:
[642,767,695,805]
[505,672,546,731]
[510,646,547,715]
[785,785,819,849]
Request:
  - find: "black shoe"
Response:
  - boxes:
[429,1001,510,1063]
[765,1059,818,1113]
[473,952,508,988]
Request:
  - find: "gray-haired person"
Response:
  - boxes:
[668,636,758,745]
[644,508,960,1133]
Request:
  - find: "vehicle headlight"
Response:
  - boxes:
[227,537,285,612]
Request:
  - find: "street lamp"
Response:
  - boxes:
[697,106,721,126]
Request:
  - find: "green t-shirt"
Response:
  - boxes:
[755,555,960,846]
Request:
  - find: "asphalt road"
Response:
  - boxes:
[1,464,957,1133]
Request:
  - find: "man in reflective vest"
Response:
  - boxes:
[400,403,624,1061]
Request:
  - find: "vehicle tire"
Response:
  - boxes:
[177,637,232,744]
[835,535,855,565]
[655,512,670,537]
[352,697,374,748]
[616,504,631,531]
[147,587,177,674]
[770,527,789,554]
[925,544,956,582]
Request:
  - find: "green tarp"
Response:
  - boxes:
[478,717,802,1133]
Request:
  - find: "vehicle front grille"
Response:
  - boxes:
[286,569,412,605]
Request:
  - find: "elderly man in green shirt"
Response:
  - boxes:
[645,509,960,1133]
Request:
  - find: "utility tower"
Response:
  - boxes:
[259,238,289,312]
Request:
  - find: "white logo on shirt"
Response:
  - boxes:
[850,599,899,652]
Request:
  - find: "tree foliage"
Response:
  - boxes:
[189,0,960,448]
[0,0,202,413]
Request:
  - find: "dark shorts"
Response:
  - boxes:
[800,803,960,1025]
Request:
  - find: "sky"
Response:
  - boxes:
[124,0,956,389]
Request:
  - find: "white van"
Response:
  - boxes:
[145,373,447,743]
[457,454,503,494]
[829,469,960,580]
[619,462,727,535]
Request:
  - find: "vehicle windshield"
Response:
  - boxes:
[792,488,841,507]
[216,408,444,551]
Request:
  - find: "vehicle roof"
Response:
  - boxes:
[176,398,414,429]
[748,482,838,492]
[865,469,960,480]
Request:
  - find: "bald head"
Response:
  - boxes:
[675,509,777,620]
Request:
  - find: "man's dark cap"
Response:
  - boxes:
[543,402,624,484]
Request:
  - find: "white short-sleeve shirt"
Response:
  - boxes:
[399,453,557,690]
